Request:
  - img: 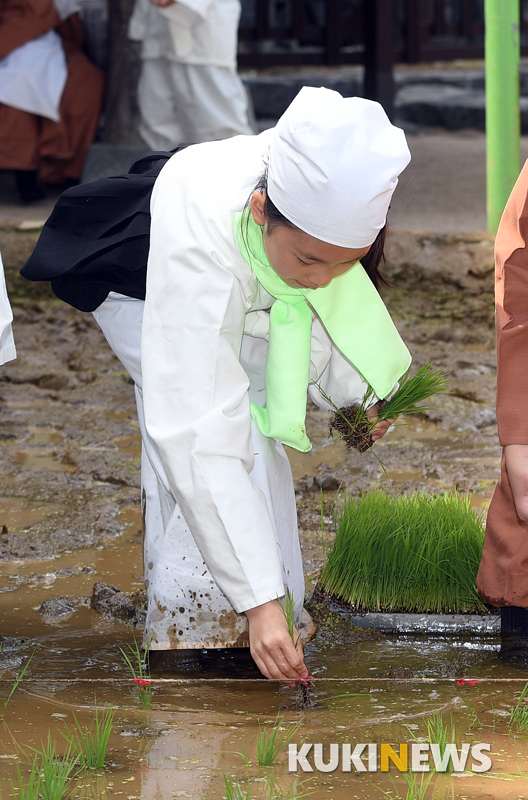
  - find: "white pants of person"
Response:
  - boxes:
[137,58,254,150]
[92,293,305,650]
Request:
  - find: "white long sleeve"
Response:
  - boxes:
[141,135,286,613]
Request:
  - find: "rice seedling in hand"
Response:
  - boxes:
[120,637,153,709]
[60,703,115,770]
[0,651,33,718]
[508,681,528,734]
[426,713,456,772]
[278,592,313,708]
[318,489,487,614]
[278,591,301,649]
[325,361,449,452]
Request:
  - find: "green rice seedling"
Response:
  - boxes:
[324,361,449,452]
[318,489,487,614]
[222,774,252,800]
[426,713,456,772]
[378,770,434,800]
[120,637,153,709]
[0,652,33,718]
[220,772,312,800]
[8,756,42,800]
[60,703,115,770]
[278,591,301,649]
[277,592,314,708]
[508,681,528,734]
[33,732,78,800]
[255,714,302,766]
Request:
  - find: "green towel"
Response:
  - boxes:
[234,209,411,452]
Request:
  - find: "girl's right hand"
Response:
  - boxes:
[245,599,309,681]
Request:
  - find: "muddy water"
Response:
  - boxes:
[2,504,528,799]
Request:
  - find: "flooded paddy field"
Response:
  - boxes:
[2,226,526,798]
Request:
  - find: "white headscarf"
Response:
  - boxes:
[267,87,411,248]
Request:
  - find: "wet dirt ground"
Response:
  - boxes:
[3,224,526,799]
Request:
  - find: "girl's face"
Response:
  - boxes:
[250,191,370,290]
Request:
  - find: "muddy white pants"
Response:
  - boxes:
[92,293,305,650]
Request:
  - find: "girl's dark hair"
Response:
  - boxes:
[252,170,390,292]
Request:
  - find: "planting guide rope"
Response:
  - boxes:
[1,677,526,684]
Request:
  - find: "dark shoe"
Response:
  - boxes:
[14,170,45,203]
[500,607,528,664]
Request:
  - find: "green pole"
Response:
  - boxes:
[485,0,521,233]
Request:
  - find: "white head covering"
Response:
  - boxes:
[267,87,411,248]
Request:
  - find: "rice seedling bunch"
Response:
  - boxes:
[61,704,115,770]
[508,681,528,734]
[256,714,302,766]
[327,362,449,452]
[318,489,487,613]
[426,713,456,772]
[8,757,42,800]
[120,637,153,709]
[34,733,78,800]
[278,592,313,709]
[222,774,252,800]
[277,592,301,649]
[378,770,434,800]
[219,772,311,800]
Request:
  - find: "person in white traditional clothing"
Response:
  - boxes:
[128,0,253,149]
[0,252,16,366]
[21,87,411,680]
[0,0,104,203]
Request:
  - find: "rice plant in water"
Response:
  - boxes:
[426,713,456,772]
[325,361,449,452]
[508,681,528,734]
[220,772,311,799]
[256,714,302,766]
[61,703,115,770]
[8,757,42,800]
[318,489,487,613]
[33,733,78,800]
[0,650,33,718]
[222,774,252,800]
[120,637,153,709]
[378,771,434,800]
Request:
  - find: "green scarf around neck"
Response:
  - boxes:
[233,208,411,452]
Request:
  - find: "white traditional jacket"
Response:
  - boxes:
[142,131,373,615]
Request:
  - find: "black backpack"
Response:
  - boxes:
[20,147,188,312]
